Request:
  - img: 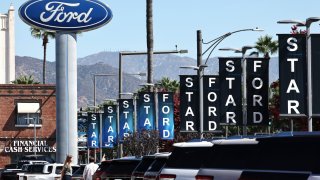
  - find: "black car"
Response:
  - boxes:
[131,155,156,180]
[101,157,141,180]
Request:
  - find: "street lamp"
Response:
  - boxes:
[187,28,263,139]
[219,45,254,136]
[278,17,320,132]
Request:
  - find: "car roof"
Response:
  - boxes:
[212,138,258,145]
[173,141,213,147]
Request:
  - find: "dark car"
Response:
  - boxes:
[100,157,141,180]
[131,155,156,180]
[93,160,112,180]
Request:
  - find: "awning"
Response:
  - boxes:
[17,103,40,113]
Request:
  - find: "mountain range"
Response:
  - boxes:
[15,51,279,108]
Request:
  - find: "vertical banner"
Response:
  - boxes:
[158,92,174,140]
[203,75,221,132]
[311,34,320,116]
[77,113,88,150]
[119,99,134,141]
[137,92,155,131]
[219,57,242,126]
[179,75,199,132]
[278,34,307,117]
[102,105,117,148]
[246,58,269,125]
[87,113,100,148]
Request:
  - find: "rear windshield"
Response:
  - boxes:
[147,158,167,172]
[133,157,155,173]
[203,139,320,173]
[28,165,45,173]
[106,160,141,175]
[97,161,112,171]
[165,147,211,169]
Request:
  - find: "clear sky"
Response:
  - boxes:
[1,0,320,62]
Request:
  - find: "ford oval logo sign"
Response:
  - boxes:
[19,0,113,32]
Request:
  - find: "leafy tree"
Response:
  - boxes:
[30,27,55,84]
[255,35,278,58]
[11,75,40,84]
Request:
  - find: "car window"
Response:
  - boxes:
[165,147,211,169]
[97,161,112,171]
[133,157,155,173]
[29,165,45,173]
[56,166,63,174]
[147,158,167,172]
[106,160,141,175]
[47,166,53,173]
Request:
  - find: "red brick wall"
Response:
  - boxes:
[0,84,56,167]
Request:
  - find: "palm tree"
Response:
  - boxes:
[30,27,55,84]
[11,75,40,84]
[146,0,154,91]
[156,77,180,92]
[255,35,278,58]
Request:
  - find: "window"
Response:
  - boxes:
[16,103,42,127]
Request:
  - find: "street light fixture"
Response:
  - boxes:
[219,45,255,136]
[278,17,320,132]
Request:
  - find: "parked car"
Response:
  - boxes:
[21,163,79,180]
[196,132,320,180]
[159,141,213,180]
[92,160,112,180]
[72,164,86,180]
[143,153,171,180]
[100,157,141,180]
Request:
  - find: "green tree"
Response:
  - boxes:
[255,35,278,58]
[30,27,55,84]
[11,75,40,84]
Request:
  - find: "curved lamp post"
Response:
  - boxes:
[219,45,254,136]
[278,17,320,132]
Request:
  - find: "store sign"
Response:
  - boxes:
[4,140,56,153]
[77,113,88,149]
[246,58,269,125]
[137,93,155,131]
[203,75,221,132]
[219,57,242,126]
[102,105,117,148]
[87,113,100,148]
[278,34,307,117]
[180,75,199,132]
[158,92,174,140]
[311,34,320,116]
[19,0,113,32]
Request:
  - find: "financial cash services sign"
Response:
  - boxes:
[19,0,113,32]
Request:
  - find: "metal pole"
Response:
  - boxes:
[242,52,248,136]
[34,118,36,156]
[100,113,103,162]
[197,30,204,140]
[307,24,313,132]
[118,53,123,158]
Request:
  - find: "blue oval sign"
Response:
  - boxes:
[19,0,113,32]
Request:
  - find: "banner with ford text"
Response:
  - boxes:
[119,99,134,141]
[137,92,155,131]
[158,92,174,140]
[87,113,100,148]
[102,105,117,148]
[219,57,242,126]
[311,34,320,116]
[203,75,221,132]
[278,34,307,117]
[246,58,269,125]
[180,75,199,132]
[77,113,88,150]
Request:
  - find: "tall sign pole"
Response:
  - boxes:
[19,0,113,163]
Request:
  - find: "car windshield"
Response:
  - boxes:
[97,161,112,171]
[28,165,45,173]
[133,157,155,173]
[147,158,167,172]
[106,160,141,175]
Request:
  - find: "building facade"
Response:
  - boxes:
[0,84,56,168]
[0,5,15,84]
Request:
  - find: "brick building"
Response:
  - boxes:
[0,84,56,168]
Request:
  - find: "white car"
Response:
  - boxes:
[159,141,213,180]
[21,163,79,180]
